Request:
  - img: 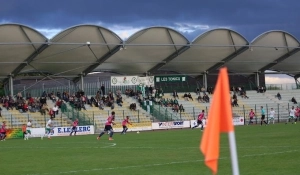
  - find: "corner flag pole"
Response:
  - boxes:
[200,67,240,175]
[228,132,239,175]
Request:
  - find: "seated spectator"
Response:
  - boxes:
[183,93,189,101]
[197,95,203,103]
[291,97,298,104]
[17,103,23,112]
[110,100,115,110]
[233,94,237,100]
[173,90,179,99]
[172,104,179,113]
[179,104,185,112]
[203,94,210,103]
[158,88,164,97]
[49,108,55,118]
[196,87,200,95]
[22,103,29,112]
[98,100,104,110]
[241,91,249,99]
[116,97,123,107]
[130,103,136,111]
[232,98,239,107]
[52,105,59,117]
[173,99,178,105]
[276,92,281,100]
[40,104,49,115]
[187,93,193,101]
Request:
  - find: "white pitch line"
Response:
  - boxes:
[1,143,117,149]
[1,145,295,150]
[25,149,299,175]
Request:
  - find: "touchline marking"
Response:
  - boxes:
[1,143,116,149]
[25,149,299,175]
[2,145,294,150]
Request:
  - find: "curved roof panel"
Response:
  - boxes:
[160,29,249,74]
[95,27,189,75]
[0,24,47,79]
[225,30,300,74]
[1,23,300,81]
[21,24,123,77]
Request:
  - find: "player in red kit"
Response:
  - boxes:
[121,116,132,134]
[69,119,79,136]
[97,111,115,140]
[0,121,7,141]
[192,110,205,130]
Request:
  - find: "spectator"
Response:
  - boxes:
[149,85,153,95]
[276,92,281,100]
[241,91,249,99]
[187,93,193,101]
[49,108,55,118]
[130,103,136,111]
[203,94,210,103]
[40,104,49,115]
[232,98,239,107]
[291,97,298,104]
[183,93,189,101]
[196,87,200,95]
[52,105,59,117]
[172,104,179,113]
[22,103,29,112]
[179,104,185,112]
[173,90,179,99]
[101,84,105,95]
[197,95,203,103]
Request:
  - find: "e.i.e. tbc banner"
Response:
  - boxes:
[52,125,94,136]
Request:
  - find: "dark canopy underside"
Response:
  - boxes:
[0,24,299,82]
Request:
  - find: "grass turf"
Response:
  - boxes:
[1,123,300,175]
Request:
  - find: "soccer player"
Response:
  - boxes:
[22,124,27,140]
[248,109,255,125]
[97,111,115,140]
[45,117,54,139]
[25,120,32,140]
[192,110,205,130]
[69,119,79,136]
[286,106,296,124]
[0,121,7,141]
[268,108,276,124]
[121,116,132,134]
[260,106,267,126]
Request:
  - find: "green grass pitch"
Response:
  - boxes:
[1,123,300,175]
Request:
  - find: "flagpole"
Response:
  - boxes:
[228,131,240,175]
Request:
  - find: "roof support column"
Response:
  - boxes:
[255,72,260,87]
[295,77,300,89]
[9,75,14,97]
[68,80,71,95]
[80,74,84,91]
[203,72,208,89]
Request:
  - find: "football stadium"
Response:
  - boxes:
[1,24,300,175]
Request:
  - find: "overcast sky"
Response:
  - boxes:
[1,0,298,85]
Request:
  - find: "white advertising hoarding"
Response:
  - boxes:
[152,121,190,130]
[190,117,244,128]
[111,76,154,86]
[52,125,94,136]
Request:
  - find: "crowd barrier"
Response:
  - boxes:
[5,117,244,139]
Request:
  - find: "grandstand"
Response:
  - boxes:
[1,24,300,128]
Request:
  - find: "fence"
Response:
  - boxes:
[151,103,294,124]
[1,112,68,129]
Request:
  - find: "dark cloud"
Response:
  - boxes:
[0,0,300,41]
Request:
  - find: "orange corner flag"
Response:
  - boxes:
[200,67,234,174]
